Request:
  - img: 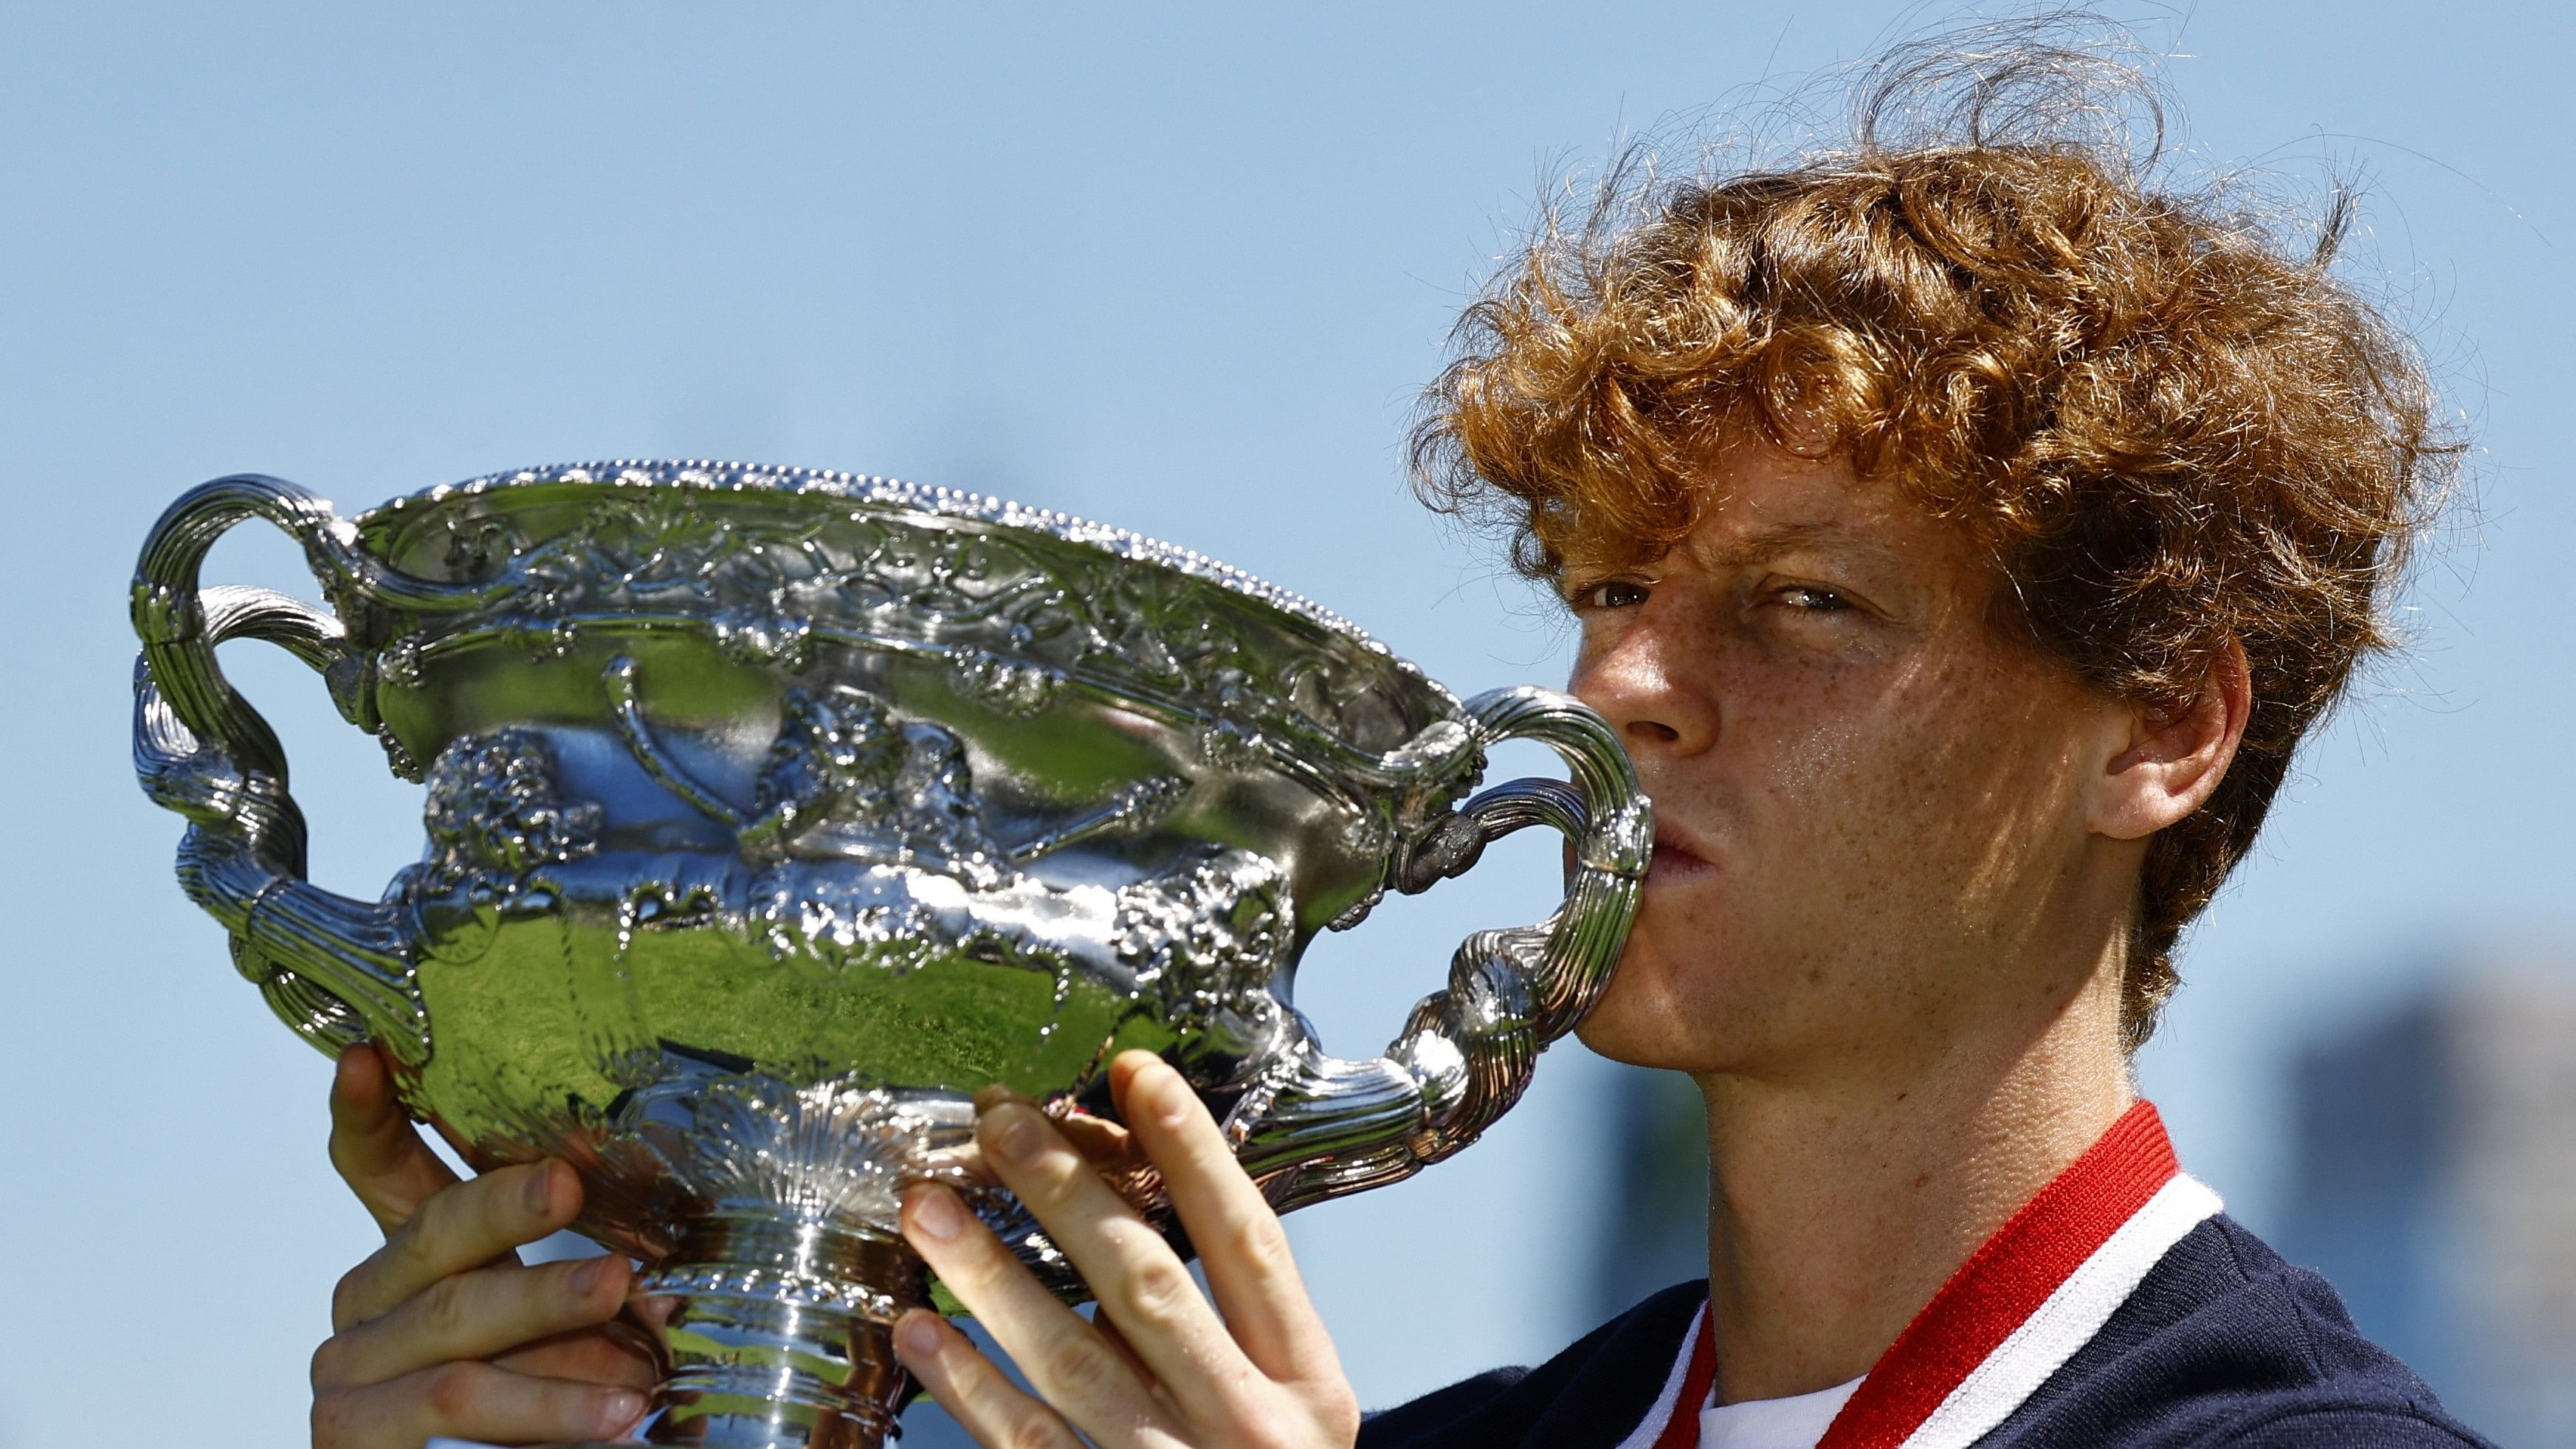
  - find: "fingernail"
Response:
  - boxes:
[989,1106,1044,1166]
[597,1388,647,1435]
[907,1186,966,1242]
[523,1163,555,1216]
[570,1256,606,1295]
[1148,1069,1192,1129]
[895,1309,944,1360]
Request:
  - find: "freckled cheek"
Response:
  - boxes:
[1737,678,1986,880]
[1727,680,1895,821]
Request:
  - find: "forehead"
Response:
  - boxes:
[1574,443,1988,585]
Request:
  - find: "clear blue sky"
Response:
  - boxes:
[1,5,2567,1445]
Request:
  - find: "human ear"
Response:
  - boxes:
[2090,638,2252,841]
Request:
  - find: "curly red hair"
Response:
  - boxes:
[1412,31,2456,1047]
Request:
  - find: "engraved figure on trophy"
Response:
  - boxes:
[130,461,1649,1449]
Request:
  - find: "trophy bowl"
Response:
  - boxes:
[131,461,1648,1448]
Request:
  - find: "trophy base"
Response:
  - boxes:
[611,1218,925,1449]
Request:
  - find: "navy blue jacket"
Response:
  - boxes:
[1359,1216,2492,1448]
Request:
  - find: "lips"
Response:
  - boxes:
[1648,825,1715,881]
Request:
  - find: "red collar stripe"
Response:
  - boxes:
[1647,1306,1719,1449]
[1817,1100,2216,1449]
[1881,1171,2220,1448]
[1622,1101,2220,1449]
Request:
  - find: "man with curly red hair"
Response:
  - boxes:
[306,26,2490,1449]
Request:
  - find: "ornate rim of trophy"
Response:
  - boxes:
[131,459,1649,1448]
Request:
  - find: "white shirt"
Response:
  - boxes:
[1696,1376,1865,1449]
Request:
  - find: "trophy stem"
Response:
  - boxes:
[632,1212,928,1449]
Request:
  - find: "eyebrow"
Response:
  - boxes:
[1698,519,1904,572]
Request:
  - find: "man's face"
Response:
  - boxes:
[1566,443,2135,1081]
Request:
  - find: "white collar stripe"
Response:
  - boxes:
[1895,1174,2223,1449]
[1613,1305,1711,1449]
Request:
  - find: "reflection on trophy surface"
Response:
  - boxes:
[130,461,1648,1448]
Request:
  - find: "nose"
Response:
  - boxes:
[1569,619,1718,760]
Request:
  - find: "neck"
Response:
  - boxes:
[1693,951,2132,1405]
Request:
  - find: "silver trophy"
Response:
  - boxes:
[131,461,1647,1449]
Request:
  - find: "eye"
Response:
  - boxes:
[1571,579,1651,611]
[1773,585,1853,613]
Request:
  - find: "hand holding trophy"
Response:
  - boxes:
[132,461,1646,1448]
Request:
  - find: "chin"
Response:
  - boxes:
[1574,936,1718,1070]
[1572,898,1794,1075]
[1572,1002,1680,1069]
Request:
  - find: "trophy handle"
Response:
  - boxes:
[130,475,492,1064]
[1227,685,1650,1214]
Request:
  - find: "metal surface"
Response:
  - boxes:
[131,460,1650,1448]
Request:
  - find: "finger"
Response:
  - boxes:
[1091,1312,1154,1383]
[309,1361,647,1449]
[973,1098,1260,1422]
[314,1253,633,1388]
[491,1322,664,1391]
[900,1185,1168,1445]
[1110,1050,1341,1383]
[332,1160,579,1330]
[328,1043,460,1237]
[892,1309,1086,1449]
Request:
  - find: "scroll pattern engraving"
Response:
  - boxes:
[413,681,1289,1043]
[361,467,1439,763]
